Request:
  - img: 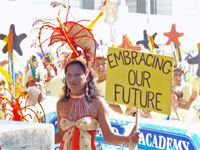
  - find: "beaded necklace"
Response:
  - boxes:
[64,93,91,121]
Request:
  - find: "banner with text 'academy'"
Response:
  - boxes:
[105,47,174,115]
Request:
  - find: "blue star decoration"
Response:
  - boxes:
[136,30,159,51]
[0,24,27,56]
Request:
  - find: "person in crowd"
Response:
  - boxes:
[25,71,46,107]
[169,63,193,121]
[181,73,200,122]
[166,62,198,122]
[93,53,106,97]
[185,42,200,121]
[41,53,65,99]
[172,63,192,109]
[25,55,58,123]
[55,59,140,149]
[151,62,194,121]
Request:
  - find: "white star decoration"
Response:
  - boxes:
[100,0,118,23]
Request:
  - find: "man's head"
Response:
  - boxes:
[94,56,107,78]
[173,63,185,87]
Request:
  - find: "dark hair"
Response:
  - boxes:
[61,60,98,102]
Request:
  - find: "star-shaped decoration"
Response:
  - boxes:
[100,0,117,23]
[0,24,27,56]
[136,30,159,50]
[188,43,200,77]
[163,24,184,47]
[118,34,141,51]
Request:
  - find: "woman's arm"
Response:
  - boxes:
[97,97,139,145]
[55,100,64,144]
[185,89,197,110]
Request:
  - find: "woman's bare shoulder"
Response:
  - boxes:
[56,99,67,116]
[57,99,65,107]
[94,96,105,103]
[93,96,109,109]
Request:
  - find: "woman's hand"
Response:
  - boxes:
[128,125,140,144]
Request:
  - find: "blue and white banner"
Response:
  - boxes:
[45,112,200,150]
[139,127,196,150]
[95,115,200,150]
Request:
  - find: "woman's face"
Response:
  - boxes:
[65,63,87,94]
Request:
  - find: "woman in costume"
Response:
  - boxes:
[52,22,140,150]
[55,59,140,150]
[35,3,140,149]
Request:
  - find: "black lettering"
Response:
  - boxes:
[122,86,131,104]
[154,58,164,71]
[114,51,125,65]
[140,90,147,108]
[152,55,156,68]
[162,60,172,74]
[138,53,146,65]
[132,87,140,106]
[131,51,138,65]
[123,50,131,65]
[147,91,155,108]
[155,93,162,111]
[128,70,136,86]
[114,84,122,102]
[107,53,117,69]
[143,71,151,88]
[146,54,153,67]
[136,71,143,86]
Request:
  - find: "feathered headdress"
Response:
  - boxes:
[25,55,45,83]
[173,62,186,74]
[173,62,191,82]
[36,2,96,70]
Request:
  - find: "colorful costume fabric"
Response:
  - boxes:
[59,95,99,150]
